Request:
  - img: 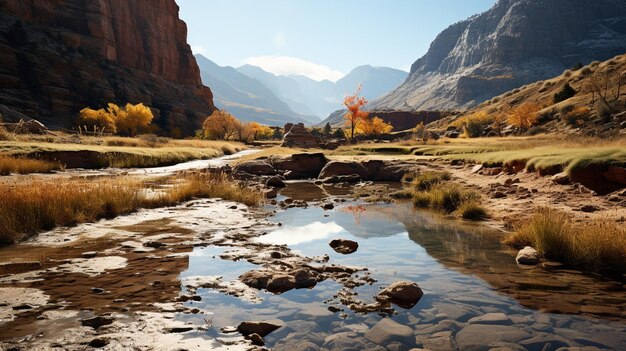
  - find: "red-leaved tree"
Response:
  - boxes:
[343,85,369,139]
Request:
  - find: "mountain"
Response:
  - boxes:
[0,0,215,136]
[237,65,408,119]
[374,0,626,112]
[195,55,315,125]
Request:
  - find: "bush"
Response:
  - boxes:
[0,125,13,141]
[457,201,488,220]
[562,106,590,126]
[77,103,154,136]
[411,171,451,191]
[410,182,480,214]
[553,83,576,103]
[507,102,540,131]
[457,111,493,138]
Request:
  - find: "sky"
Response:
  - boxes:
[178,0,496,82]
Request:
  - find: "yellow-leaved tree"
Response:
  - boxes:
[77,102,153,136]
[356,116,393,137]
[202,110,240,140]
[507,102,540,131]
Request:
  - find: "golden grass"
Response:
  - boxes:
[342,137,626,176]
[0,155,62,175]
[0,173,263,244]
[504,208,626,273]
[0,139,247,169]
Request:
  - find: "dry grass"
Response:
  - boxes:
[0,155,62,175]
[0,173,263,244]
[504,208,626,273]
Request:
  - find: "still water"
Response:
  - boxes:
[181,184,626,350]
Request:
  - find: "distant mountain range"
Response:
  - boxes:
[195,54,408,125]
[374,0,626,112]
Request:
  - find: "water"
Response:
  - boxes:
[181,188,626,350]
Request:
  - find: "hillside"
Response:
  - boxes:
[374,0,626,112]
[431,53,626,137]
[0,0,215,136]
[237,64,407,119]
[195,55,314,125]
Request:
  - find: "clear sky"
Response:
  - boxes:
[178,0,496,81]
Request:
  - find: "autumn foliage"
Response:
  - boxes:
[343,85,370,139]
[507,102,541,131]
[202,110,273,142]
[78,103,154,136]
[356,116,393,137]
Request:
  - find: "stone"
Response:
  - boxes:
[81,251,98,259]
[319,161,369,179]
[266,176,286,188]
[551,173,571,185]
[455,325,532,351]
[580,205,599,213]
[0,261,42,274]
[516,246,539,265]
[248,333,264,346]
[329,239,358,254]
[362,160,413,181]
[234,161,277,176]
[0,0,214,135]
[272,153,328,179]
[321,174,362,184]
[237,321,282,337]
[376,281,424,309]
[281,123,320,148]
[323,203,335,210]
[468,313,512,325]
[364,318,413,345]
[264,188,277,199]
[81,316,114,330]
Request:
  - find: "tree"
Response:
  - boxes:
[77,102,153,136]
[323,122,332,137]
[115,103,154,137]
[413,122,428,141]
[333,128,346,139]
[507,102,540,131]
[356,116,393,137]
[343,85,369,139]
[237,122,274,142]
[202,110,240,140]
[78,107,116,133]
[584,68,625,115]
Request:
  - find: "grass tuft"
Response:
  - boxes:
[457,201,488,220]
[504,208,626,273]
[0,173,263,244]
[409,182,481,215]
[410,171,451,191]
[0,155,62,175]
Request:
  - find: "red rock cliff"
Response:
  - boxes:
[0,0,215,135]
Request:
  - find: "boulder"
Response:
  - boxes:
[266,176,286,188]
[376,281,423,309]
[319,161,368,179]
[272,153,328,179]
[240,268,318,294]
[329,239,358,254]
[233,161,277,176]
[237,321,282,337]
[320,174,362,184]
[362,160,413,181]
[364,318,413,345]
[551,172,571,185]
[516,246,539,265]
[281,123,320,148]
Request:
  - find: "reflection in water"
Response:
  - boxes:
[182,187,626,350]
[255,221,344,245]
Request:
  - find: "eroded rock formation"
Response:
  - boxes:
[0,0,215,135]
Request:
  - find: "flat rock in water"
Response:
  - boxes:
[468,312,512,325]
[364,318,413,345]
[329,239,358,254]
[516,246,539,265]
[455,324,531,351]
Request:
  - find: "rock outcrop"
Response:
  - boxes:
[281,123,320,148]
[0,0,215,135]
[374,0,626,111]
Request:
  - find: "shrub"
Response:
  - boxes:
[409,182,480,214]
[457,111,493,138]
[355,116,393,137]
[0,125,13,141]
[553,83,576,103]
[504,208,626,273]
[507,102,540,131]
[77,103,154,136]
[411,171,451,191]
[78,107,116,133]
[562,106,590,126]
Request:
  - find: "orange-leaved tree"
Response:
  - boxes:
[507,102,540,131]
[356,116,393,137]
[343,85,369,139]
[202,110,240,140]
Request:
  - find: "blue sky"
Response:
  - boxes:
[178,0,496,81]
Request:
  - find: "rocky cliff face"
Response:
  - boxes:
[374,0,626,112]
[0,0,215,135]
